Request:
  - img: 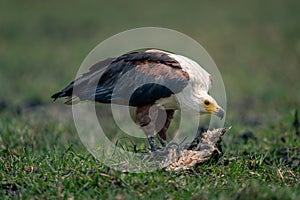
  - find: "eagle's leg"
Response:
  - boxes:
[157,110,175,147]
[135,104,160,151]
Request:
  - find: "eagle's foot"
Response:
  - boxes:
[157,134,167,147]
[148,136,161,151]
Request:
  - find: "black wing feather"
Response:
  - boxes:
[52,51,189,107]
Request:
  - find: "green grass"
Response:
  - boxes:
[1,0,300,199]
[1,112,299,199]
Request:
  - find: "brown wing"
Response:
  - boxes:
[52,50,190,106]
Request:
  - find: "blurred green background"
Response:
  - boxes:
[1,0,299,125]
[1,1,300,199]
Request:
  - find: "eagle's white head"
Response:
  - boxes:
[168,53,225,119]
[199,93,224,119]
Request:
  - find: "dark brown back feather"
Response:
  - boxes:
[52,50,189,106]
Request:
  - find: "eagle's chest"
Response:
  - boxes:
[155,95,179,110]
[155,82,203,112]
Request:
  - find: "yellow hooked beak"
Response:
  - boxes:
[215,107,225,119]
[204,103,225,119]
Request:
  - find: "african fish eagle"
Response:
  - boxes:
[52,49,225,151]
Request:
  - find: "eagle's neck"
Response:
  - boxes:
[168,54,211,112]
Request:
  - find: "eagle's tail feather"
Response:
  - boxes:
[51,91,66,101]
[64,96,80,105]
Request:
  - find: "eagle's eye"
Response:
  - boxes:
[204,100,210,106]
